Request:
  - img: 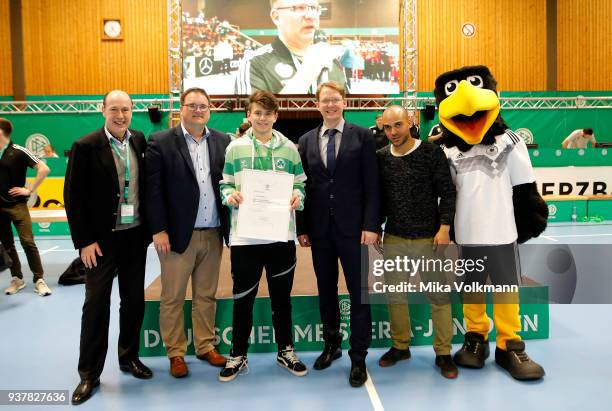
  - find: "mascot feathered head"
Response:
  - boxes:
[434,65,507,152]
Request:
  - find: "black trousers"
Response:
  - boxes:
[230,242,296,356]
[77,226,148,380]
[311,226,372,362]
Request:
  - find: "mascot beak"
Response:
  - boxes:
[439,80,500,145]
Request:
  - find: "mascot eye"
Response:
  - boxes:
[444,80,459,96]
[466,75,483,88]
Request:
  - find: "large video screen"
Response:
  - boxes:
[182,0,399,95]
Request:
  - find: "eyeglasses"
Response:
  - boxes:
[274,4,322,17]
[319,98,343,105]
[183,104,210,111]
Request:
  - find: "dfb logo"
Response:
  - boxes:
[339,298,351,321]
[26,133,51,157]
[515,128,534,145]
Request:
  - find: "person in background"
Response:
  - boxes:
[42,144,59,158]
[427,123,445,146]
[369,113,387,150]
[235,122,251,139]
[562,128,596,149]
[0,117,51,297]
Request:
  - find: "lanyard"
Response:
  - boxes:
[110,139,131,202]
[250,133,277,172]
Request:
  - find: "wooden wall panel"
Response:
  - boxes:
[0,0,12,96]
[22,0,168,95]
[417,0,547,92]
[557,0,612,90]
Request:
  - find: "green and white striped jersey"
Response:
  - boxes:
[220,128,306,246]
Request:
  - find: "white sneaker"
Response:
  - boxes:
[4,277,26,295]
[34,279,52,296]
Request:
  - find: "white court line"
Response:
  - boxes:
[539,235,559,242]
[364,373,384,411]
[547,233,612,238]
[17,246,63,254]
[39,246,60,255]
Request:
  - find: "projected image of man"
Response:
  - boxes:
[235,0,348,94]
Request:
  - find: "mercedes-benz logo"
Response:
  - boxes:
[199,57,214,76]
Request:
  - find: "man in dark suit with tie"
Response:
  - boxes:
[64,90,153,405]
[145,87,230,378]
[297,81,380,387]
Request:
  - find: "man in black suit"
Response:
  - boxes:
[145,87,230,378]
[64,90,153,405]
[297,81,380,387]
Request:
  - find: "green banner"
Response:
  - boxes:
[546,200,588,222]
[4,112,168,158]
[2,93,609,158]
[419,109,612,150]
[139,290,549,356]
[529,148,612,167]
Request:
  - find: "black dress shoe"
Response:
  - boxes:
[349,359,367,387]
[378,347,411,367]
[313,344,342,370]
[119,358,153,379]
[71,378,100,405]
[495,340,545,381]
[453,332,490,369]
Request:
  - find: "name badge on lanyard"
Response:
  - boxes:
[120,203,135,224]
[111,139,135,224]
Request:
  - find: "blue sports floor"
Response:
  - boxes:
[1,222,611,410]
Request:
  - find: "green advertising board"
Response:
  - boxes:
[139,289,549,356]
[588,200,612,220]
[546,199,588,222]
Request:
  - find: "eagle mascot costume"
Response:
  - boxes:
[434,65,548,380]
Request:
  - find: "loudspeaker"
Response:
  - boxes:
[424,104,436,120]
[148,105,162,123]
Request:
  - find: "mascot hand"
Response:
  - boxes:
[513,182,549,243]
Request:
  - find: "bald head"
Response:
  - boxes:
[383,105,411,121]
[102,90,133,140]
[103,90,132,107]
[382,105,414,148]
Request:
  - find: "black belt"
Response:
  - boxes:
[194,227,218,231]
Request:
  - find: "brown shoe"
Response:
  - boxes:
[169,356,188,378]
[196,349,227,367]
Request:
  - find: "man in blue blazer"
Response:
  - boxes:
[297,81,380,387]
[146,87,230,378]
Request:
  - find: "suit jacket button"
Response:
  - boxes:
[330,194,334,199]
[116,193,120,197]
[330,179,334,183]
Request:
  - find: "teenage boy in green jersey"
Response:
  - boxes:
[219,90,307,381]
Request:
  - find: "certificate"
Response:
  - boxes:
[236,168,294,242]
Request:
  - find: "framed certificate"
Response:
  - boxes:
[236,169,294,242]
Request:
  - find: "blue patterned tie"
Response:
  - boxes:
[326,128,337,175]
